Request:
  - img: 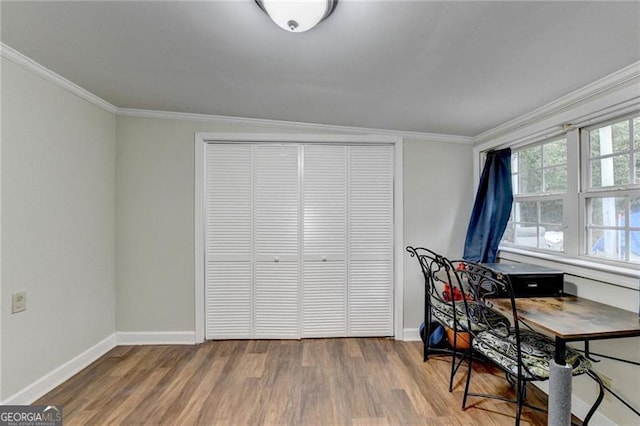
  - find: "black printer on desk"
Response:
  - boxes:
[481,263,564,298]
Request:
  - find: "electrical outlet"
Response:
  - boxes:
[12,292,26,314]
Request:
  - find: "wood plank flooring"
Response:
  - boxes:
[36,338,550,425]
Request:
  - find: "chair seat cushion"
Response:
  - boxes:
[431,299,510,332]
[472,329,592,380]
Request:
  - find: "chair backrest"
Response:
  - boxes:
[406,246,461,327]
[449,261,536,378]
[451,262,515,333]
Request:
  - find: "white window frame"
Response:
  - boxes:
[500,117,640,270]
[579,113,640,264]
[581,113,640,193]
[473,70,640,310]
[491,126,639,293]
[503,136,570,253]
[580,189,639,263]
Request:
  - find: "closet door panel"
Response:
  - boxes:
[253,145,300,337]
[254,261,299,338]
[205,144,253,338]
[349,145,394,261]
[302,145,348,337]
[303,145,347,260]
[348,145,394,336]
[206,261,252,338]
[349,260,393,336]
[254,145,300,261]
[206,144,252,261]
[302,260,347,337]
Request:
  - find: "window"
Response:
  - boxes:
[583,115,640,263]
[500,112,640,267]
[502,137,567,252]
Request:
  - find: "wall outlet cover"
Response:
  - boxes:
[12,291,26,314]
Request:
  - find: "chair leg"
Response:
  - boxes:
[515,378,526,426]
[448,347,456,392]
[423,321,432,362]
[462,350,473,410]
[584,371,606,425]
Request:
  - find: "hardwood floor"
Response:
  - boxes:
[36,339,550,425]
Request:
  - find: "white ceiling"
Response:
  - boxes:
[1,1,639,137]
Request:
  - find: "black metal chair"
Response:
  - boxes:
[406,247,511,392]
[406,246,461,391]
[453,262,604,425]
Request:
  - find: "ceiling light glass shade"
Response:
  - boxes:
[256,0,337,33]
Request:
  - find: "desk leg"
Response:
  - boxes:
[549,337,572,426]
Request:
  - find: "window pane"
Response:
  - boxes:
[590,130,601,157]
[514,224,539,248]
[520,145,542,169]
[589,197,625,227]
[520,170,542,193]
[543,139,566,167]
[590,154,631,187]
[539,200,563,251]
[635,154,640,185]
[588,196,629,261]
[612,121,630,153]
[515,201,537,222]
[589,229,623,260]
[544,166,567,192]
[542,225,564,252]
[634,117,640,149]
[631,231,640,260]
[590,197,603,224]
[590,159,602,188]
[591,121,631,157]
[502,221,515,244]
[614,155,631,186]
[540,200,563,224]
[632,197,640,259]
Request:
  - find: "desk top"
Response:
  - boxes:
[491,296,640,341]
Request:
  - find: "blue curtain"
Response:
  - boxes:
[463,148,513,263]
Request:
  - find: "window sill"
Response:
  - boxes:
[498,246,640,291]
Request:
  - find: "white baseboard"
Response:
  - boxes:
[115,331,196,345]
[532,381,615,426]
[402,327,421,342]
[1,334,116,405]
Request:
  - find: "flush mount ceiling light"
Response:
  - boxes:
[256,0,338,33]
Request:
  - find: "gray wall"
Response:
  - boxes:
[402,140,474,328]
[1,58,116,398]
[115,115,474,334]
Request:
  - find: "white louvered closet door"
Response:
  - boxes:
[205,144,253,339]
[302,145,347,337]
[205,143,394,340]
[348,145,394,336]
[253,145,300,339]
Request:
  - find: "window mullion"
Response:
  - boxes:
[565,129,580,256]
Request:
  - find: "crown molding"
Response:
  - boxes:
[474,61,640,145]
[1,43,117,114]
[16,38,634,147]
[117,108,473,145]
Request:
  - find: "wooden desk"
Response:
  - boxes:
[492,296,640,426]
